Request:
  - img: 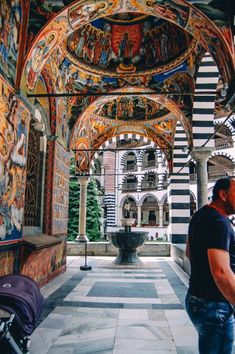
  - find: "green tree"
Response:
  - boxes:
[67,160,102,241]
[86,177,102,241]
[67,161,80,241]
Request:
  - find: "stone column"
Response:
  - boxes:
[137,205,141,226]
[76,175,90,243]
[191,147,214,209]
[159,204,163,227]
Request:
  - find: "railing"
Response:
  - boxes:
[141,181,158,190]
[142,160,157,169]
[190,170,234,182]
[123,163,137,172]
[208,170,234,181]
[122,182,138,191]
[215,138,234,149]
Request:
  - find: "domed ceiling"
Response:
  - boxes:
[16,0,234,169]
[66,14,195,77]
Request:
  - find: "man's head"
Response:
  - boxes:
[212,177,235,215]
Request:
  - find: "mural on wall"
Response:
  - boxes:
[0,78,30,242]
[51,142,70,235]
[25,17,68,90]
[96,96,170,120]
[67,16,193,74]
[0,246,20,275]
[56,98,70,149]
[21,237,67,285]
[188,0,234,47]
[0,0,21,87]
[27,0,75,49]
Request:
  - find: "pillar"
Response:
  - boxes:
[137,205,141,226]
[76,175,90,243]
[191,147,213,209]
[159,204,163,227]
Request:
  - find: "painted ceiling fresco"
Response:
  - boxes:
[66,16,194,75]
[0,0,234,173]
[94,96,170,121]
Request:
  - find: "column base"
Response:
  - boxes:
[75,234,89,243]
[80,265,92,271]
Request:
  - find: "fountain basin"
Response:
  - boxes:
[108,231,148,264]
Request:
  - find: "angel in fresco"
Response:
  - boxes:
[69,2,107,29]
[26,33,56,89]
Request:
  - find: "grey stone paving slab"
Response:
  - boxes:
[116,325,172,340]
[73,335,115,354]
[87,281,158,298]
[114,338,176,351]
[113,350,177,354]
[176,347,198,354]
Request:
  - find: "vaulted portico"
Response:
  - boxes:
[0,0,234,284]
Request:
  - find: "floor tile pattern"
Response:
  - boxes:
[29,257,234,354]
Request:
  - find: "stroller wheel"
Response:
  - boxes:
[19,336,31,354]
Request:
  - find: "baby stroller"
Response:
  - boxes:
[0,274,45,354]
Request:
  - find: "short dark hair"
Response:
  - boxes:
[212,177,234,201]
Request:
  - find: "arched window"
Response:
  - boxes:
[123,152,137,172]
[122,175,138,192]
[141,172,158,190]
[214,124,233,149]
[141,196,159,226]
[142,149,157,169]
[208,155,234,181]
[122,196,137,221]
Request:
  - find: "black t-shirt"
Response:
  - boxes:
[188,205,235,301]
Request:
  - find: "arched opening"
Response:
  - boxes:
[122,196,137,221]
[163,198,169,226]
[142,149,157,169]
[123,152,137,172]
[208,155,235,181]
[23,125,45,233]
[122,175,138,192]
[141,172,158,191]
[214,124,233,149]
[141,196,159,226]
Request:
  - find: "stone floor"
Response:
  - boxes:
[29,256,232,354]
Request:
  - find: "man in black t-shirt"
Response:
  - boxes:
[185,177,235,354]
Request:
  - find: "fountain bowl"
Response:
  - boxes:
[108,230,148,265]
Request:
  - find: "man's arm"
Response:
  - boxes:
[208,248,235,304]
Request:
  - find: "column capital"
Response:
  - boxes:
[77,175,90,185]
[191,147,214,162]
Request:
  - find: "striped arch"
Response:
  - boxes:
[120,150,139,167]
[192,52,220,148]
[139,193,159,206]
[119,195,138,208]
[214,121,234,135]
[90,133,155,172]
[211,151,235,164]
[138,144,158,163]
[168,121,190,243]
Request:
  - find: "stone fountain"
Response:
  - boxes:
[108,199,148,264]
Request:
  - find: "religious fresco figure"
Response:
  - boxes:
[26,32,56,90]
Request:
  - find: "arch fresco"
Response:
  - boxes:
[21,0,234,93]
[70,87,192,172]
